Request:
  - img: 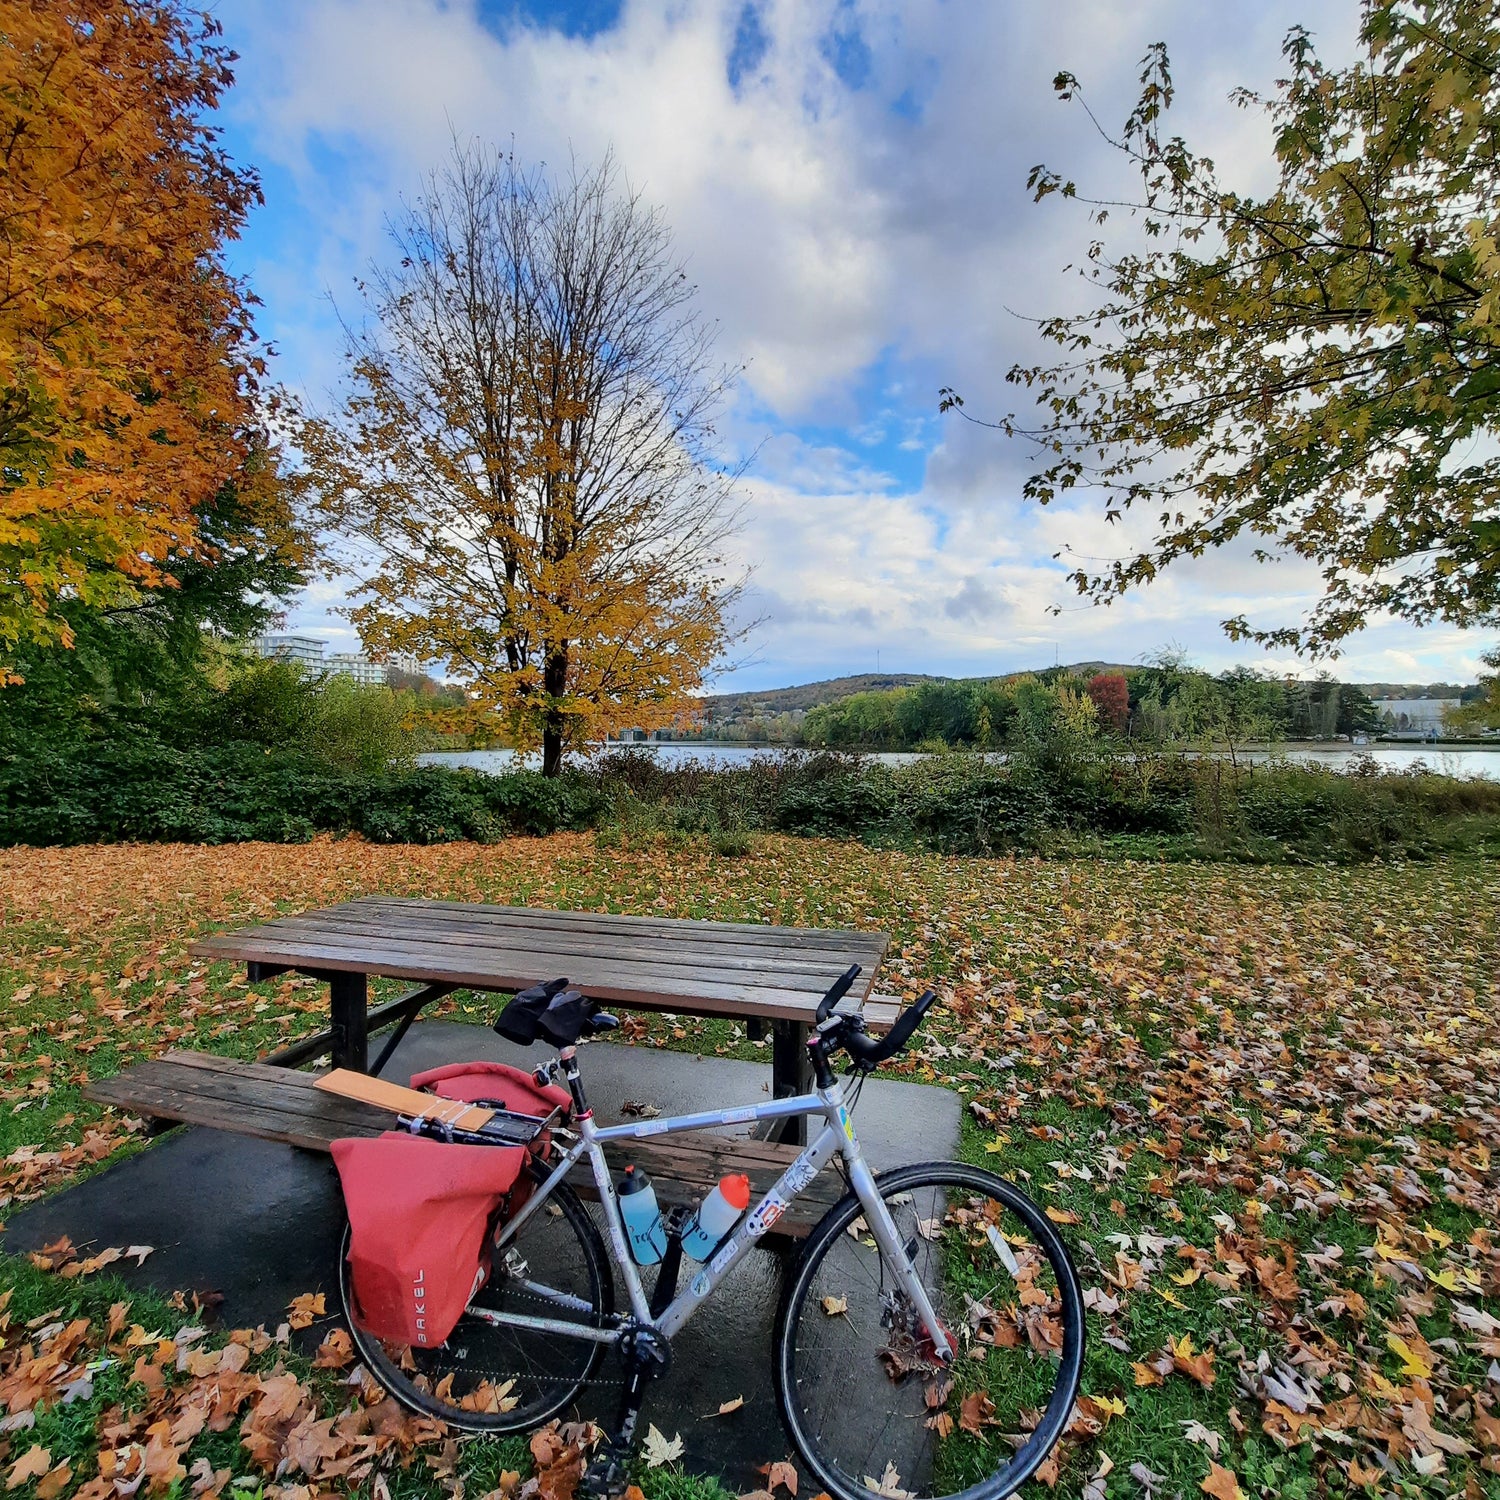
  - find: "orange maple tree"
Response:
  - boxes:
[300,145,743,774]
[0,1,265,676]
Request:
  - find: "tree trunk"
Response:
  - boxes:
[542,725,563,777]
[540,647,569,777]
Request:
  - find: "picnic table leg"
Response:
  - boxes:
[769,1019,812,1146]
[329,972,369,1073]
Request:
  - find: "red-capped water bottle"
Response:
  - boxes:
[617,1164,668,1265]
[681,1173,750,1260]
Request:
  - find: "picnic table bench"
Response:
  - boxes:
[85,898,898,1236]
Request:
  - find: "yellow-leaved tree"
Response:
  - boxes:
[298,145,744,774]
[0,0,269,677]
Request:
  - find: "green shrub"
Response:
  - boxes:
[303,674,414,774]
[3,729,1497,864]
[208,659,414,774]
[0,736,599,847]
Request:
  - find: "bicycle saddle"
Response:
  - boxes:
[494,978,620,1047]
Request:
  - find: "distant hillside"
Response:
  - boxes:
[701,673,939,718]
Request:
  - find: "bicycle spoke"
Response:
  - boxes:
[777,1164,1083,1500]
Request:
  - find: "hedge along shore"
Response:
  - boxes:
[4,739,1500,864]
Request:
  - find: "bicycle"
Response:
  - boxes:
[335,967,1085,1500]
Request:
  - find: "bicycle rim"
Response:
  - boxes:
[340,1172,614,1433]
[775,1162,1085,1500]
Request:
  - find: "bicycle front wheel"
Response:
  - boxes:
[340,1167,615,1434]
[774,1162,1084,1500]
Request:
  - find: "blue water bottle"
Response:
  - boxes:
[618,1164,668,1265]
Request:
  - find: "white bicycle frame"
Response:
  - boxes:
[472,1069,951,1355]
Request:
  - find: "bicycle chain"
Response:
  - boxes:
[435,1278,627,1389]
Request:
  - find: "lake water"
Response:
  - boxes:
[420,741,1500,778]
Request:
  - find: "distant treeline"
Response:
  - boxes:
[801,660,1401,751]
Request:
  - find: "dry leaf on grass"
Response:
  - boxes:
[1200,1462,1246,1500]
[5,1449,49,1491]
[32,1462,70,1500]
[312,1328,355,1368]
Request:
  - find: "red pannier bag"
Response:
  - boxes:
[333,1062,570,1348]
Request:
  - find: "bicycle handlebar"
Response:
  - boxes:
[815,964,862,1023]
[839,988,939,1068]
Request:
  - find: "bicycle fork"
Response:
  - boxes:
[842,1136,955,1363]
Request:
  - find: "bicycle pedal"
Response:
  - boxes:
[580,1447,631,1499]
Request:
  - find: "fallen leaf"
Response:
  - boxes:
[1081,1454,1113,1500]
[1171,1333,1216,1387]
[860,1462,911,1498]
[286,1292,326,1330]
[1181,1419,1222,1456]
[642,1425,684,1469]
[1386,1332,1433,1379]
[5,1449,50,1490]
[766,1460,798,1495]
[1200,1462,1245,1500]
[313,1328,355,1368]
[958,1391,996,1436]
[33,1463,69,1500]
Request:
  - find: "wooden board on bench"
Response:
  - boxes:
[84,1051,842,1237]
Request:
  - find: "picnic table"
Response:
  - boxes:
[186,896,893,1145]
[85,897,898,1228]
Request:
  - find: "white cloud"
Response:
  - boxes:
[222,0,1494,688]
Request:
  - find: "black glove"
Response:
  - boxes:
[493,977,570,1044]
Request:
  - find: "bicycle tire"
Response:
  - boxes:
[339,1163,615,1433]
[774,1161,1085,1500]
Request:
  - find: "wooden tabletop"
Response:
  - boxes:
[190,897,889,1025]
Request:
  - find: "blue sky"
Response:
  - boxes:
[212,0,1492,690]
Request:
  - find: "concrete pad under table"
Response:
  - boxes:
[3,1022,961,1491]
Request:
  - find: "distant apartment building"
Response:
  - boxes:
[252,633,328,670]
[1372,697,1461,737]
[326,652,388,686]
[252,634,393,685]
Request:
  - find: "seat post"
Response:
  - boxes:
[557,1045,592,1118]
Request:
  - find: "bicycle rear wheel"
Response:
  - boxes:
[340,1167,615,1433]
[774,1162,1084,1500]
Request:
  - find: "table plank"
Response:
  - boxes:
[334,897,881,948]
[190,897,890,1025]
[191,942,855,1022]
[210,913,881,984]
[196,897,886,958]
[266,910,885,972]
